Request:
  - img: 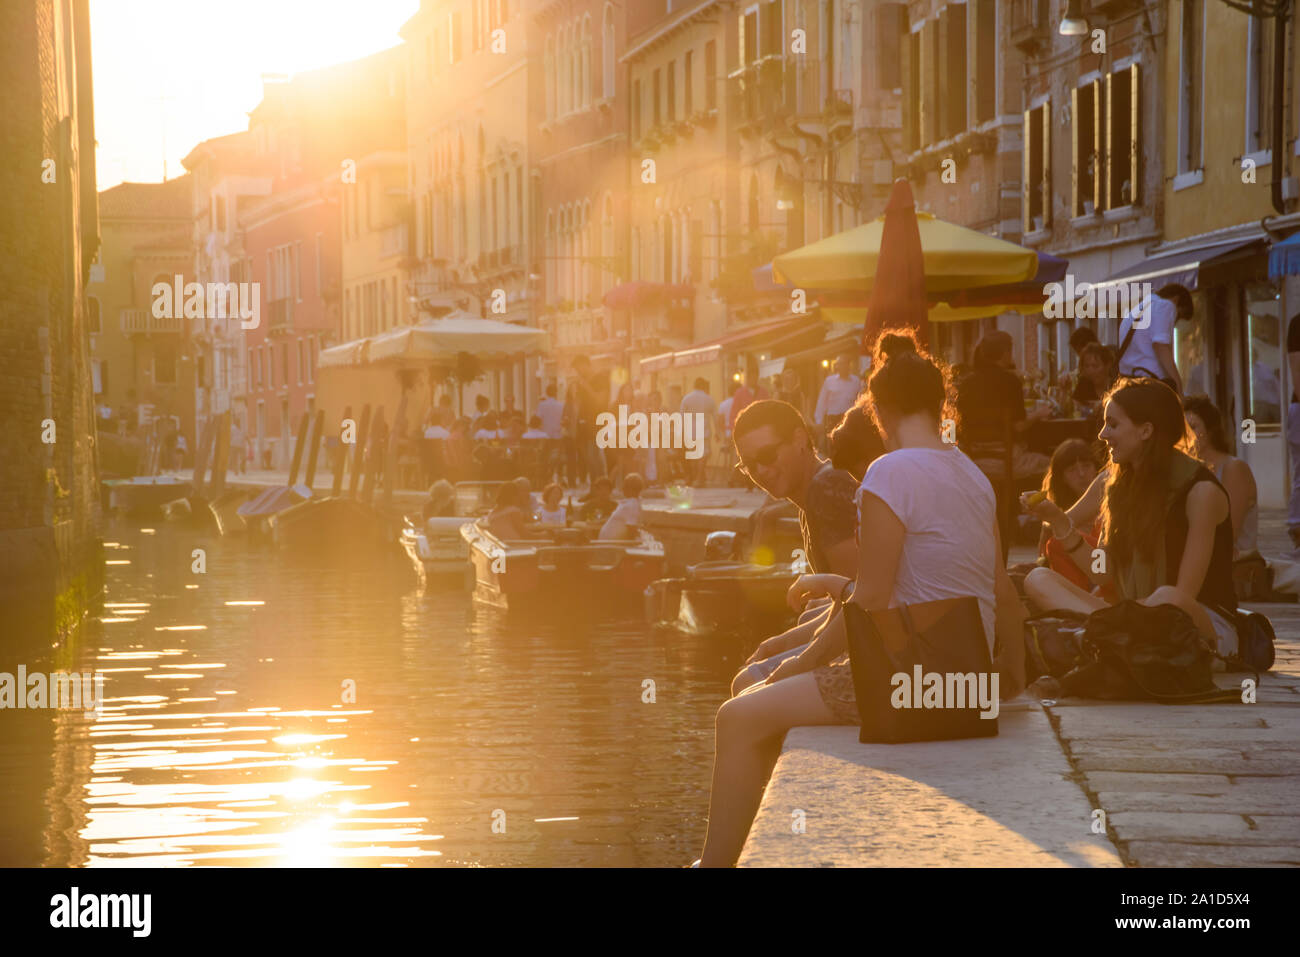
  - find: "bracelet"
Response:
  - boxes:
[837,579,855,604]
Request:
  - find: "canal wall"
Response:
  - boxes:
[0,0,103,645]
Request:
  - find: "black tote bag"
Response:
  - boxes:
[843,596,999,743]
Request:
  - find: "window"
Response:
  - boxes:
[921,19,940,146]
[939,4,967,139]
[1246,16,1273,156]
[602,4,615,98]
[740,8,758,66]
[875,3,906,92]
[705,40,717,109]
[314,233,322,296]
[667,60,677,122]
[297,339,304,385]
[653,68,662,127]
[1023,100,1050,232]
[632,78,642,138]
[1072,79,1102,217]
[449,10,463,64]
[904,26,920,151]
[581,16,592,108]
[760,1,781,58]
[281,343,289,387]
[472,0,481,51]
[1245,282,1282,425]
[293,242,302,301]
[684,50,694,115]
[1106,64,1139,209]
[546,35,556,120]
[87,296,100,333]
[972,0,995,124]
[1178,0,1203,174]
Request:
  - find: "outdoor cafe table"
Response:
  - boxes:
[1025,417,1095,456]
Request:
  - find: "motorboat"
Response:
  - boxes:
[399,481,505,583]
[461,519,666,612]
[645,531,801,637]
[103,475,192,516]
[270,494,393,554]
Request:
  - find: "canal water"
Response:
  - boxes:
[0,518,744,867]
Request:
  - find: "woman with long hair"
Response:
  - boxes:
[1183,394,1259,560]
[1023,378,1239,655]
[1033,439,1108,593]
[693,344,1026,867]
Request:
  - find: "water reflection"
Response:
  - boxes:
[15,518,740,867]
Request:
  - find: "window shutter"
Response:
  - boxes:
[1023,108,1032,235]
[1129,63,1140,207]
[1071,86,1079,218]
[1041,101,1051,227]
[1092,79,1103,213]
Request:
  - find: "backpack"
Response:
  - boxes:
[1059,600,1242,703]
[1023,611,1088,682]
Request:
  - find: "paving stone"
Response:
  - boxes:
[1071,747,1300,775]
[1124,842,1300,867]
[1096,789,1300,815]
[1108,812,1300,844]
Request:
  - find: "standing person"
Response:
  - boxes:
[813,351,863,449]
[561,380,582,487]
[571,355,605,487]
[470,393,493,433]
[1115,283,1195,392]
[230,418,248,475]
[693,347,1026,867]
[777,368,806,421]
[1022,379,1245,660]
[718,382,740,486]
[536,383,565,484]
[729,399,864,693]
[680,377,716,487]
[728,357,771,434]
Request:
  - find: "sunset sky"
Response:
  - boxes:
[90,0,420,189]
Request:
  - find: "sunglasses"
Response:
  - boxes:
[737,440,786,476]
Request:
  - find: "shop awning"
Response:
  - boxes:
[1269,231,1300,279]
[637,350,676,374]
[1092,237,1264,292]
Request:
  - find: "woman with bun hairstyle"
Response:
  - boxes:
[693,342,1026,867]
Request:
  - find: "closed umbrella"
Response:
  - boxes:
[863,179,929,350]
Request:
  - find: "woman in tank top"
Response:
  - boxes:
[1182,394,1259,558]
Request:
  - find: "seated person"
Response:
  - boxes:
[598,472,644,540]
[957,330,1051,480]
[577,476,617,526]
[421,479,457,524]
[1031,439,1111,597]
[522,416,549,441]
[537,483,567,527]
[513,475,541,519]
[473,413,504,442]
[485,482,530,541]
[1184,395,1259,560]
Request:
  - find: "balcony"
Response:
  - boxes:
[728,56,799,131]
[267,298,293,333]
[120,308,182,335]
[1009,0,1051,54]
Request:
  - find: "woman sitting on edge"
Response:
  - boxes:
[1022,379,1242,659]
[693,346,1027,868]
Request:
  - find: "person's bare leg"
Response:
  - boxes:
[699,672,839,868]
[1024,566,1109,615]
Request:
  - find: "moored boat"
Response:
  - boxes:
[399,481,505,583]
[461,519,665,612]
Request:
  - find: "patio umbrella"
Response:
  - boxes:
[862,179,929,350]
[772,205,1039,295]
[365,312,549,367]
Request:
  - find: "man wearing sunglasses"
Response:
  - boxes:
[730,400,860,695]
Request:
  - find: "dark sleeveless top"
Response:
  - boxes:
[1113,452,1236,612]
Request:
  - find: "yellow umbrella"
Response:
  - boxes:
[773,211,1039,294]
[821,300,1045,326]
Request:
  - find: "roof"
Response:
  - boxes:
[98,176,191,220]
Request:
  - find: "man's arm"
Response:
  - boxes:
[1154,341,1182,393]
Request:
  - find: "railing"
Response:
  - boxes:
[120,308,182,334]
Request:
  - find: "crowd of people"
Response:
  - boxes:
[690,315,1276,867]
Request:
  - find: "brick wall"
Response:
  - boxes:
[0,0,102,636]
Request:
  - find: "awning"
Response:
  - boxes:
[637,350,676,374]
[1092,238,1264,292]
[777,331,861,368]
[1269,231,1300,279]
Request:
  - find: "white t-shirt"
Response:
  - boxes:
[679,389,717,441]
[536,397,565,438]
[423,425,450,439]
[473,428,504,441]
[598,497,641,540]
[1117,294,1177,379]
[538,505,566,526]
[859,446,998,651]
[717,397,734,437]
[814,373,864,423]
[522,428,549,440]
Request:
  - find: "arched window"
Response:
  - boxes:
[601,194,614,296]
[581,16,592,109]
[582,199,592,302]
[558,28,569,114]
[545,35,555,120]
[602,4,615,99]
[545,210,555,304]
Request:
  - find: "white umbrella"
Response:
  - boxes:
[365,313,549,367]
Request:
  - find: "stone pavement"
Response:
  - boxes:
[739,508,1300,867]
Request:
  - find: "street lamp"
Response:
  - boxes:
[1059,0,1089,35]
